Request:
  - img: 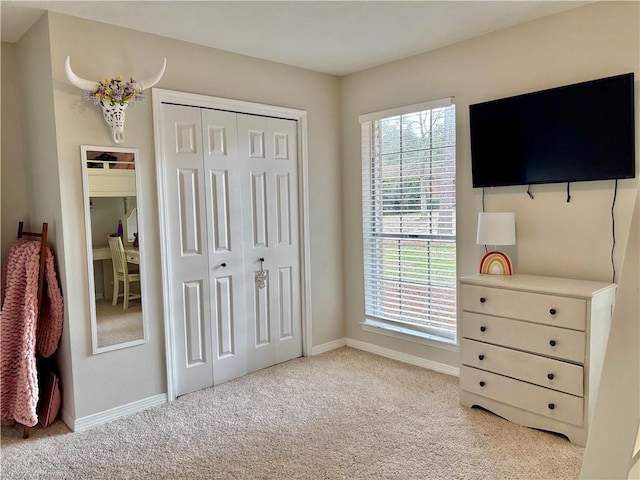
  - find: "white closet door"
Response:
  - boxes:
[237,114,302,373]
[201,109,248,385]
[161,104,302,397]
[161,104,214,396]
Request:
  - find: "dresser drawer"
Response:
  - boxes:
[460,366,584,427]
[462,312,586,363]
[460,284,586,331]
[461,339,584,396]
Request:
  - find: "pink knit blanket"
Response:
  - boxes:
[1,238,64,427]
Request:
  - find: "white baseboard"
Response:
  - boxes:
[311,337,347,355]
[346,338,460,377]
[66,393,168,432]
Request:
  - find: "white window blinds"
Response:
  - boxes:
[360,99,457,342]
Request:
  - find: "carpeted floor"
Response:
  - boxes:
[95,299,143,347]
[1,347,583,479]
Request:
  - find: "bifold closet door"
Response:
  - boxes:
[162,104,247,395]
[236,114,302,374]
[202,109,248,386]
[161,104,302,397]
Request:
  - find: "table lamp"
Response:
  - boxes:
[476,212,516,275]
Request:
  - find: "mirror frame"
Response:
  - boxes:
[81,145,149,354]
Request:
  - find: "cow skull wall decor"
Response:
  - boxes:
[100,101,129,144]
[65,57,166,144]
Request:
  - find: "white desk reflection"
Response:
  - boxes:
[93,244,139,263]
[125,248,139,265]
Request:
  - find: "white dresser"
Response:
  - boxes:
[458,274,616,446]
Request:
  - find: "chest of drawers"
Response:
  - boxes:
[459,274,616,446]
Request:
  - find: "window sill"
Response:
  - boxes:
[360,319,459,352]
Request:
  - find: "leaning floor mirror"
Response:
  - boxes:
[81,145,148,354]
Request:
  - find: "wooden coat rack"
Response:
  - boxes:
[16,221,48,439]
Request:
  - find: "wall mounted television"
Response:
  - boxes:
[470,73,635,188]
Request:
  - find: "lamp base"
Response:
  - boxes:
[479,251,513,275]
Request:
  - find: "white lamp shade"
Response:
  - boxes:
[476,212,516,246]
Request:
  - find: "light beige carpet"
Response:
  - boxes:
[1,347,583,479]
[95,299,143,347]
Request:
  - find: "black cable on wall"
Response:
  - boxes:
[482,180,619,283]
[481,188,487,254]
[611,179,618,283]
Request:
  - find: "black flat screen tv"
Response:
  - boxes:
[470,73,635,188]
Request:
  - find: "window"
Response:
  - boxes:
[360,98,457,344]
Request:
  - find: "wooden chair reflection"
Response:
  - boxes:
[107,236,141,309]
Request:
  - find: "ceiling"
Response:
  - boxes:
[1,1,589,76]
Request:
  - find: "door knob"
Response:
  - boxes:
[220,263,227,268]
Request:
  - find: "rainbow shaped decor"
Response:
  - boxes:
[479,251,513,275]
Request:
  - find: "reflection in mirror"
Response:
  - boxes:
[81,145,147,354]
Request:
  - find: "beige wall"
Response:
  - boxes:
[11,15,78,419]
[340,1,640,366]
[1,42,30,264]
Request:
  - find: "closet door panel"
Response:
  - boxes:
[269,118,302,364]
[237,114,302,373]
[214,275,234,356]
[162,104,214,396]
[202,109,248,385]
[278,266,294,340]
[250,172,269,248]
[210,169,231,253]
[177,168,202,255]
[276,173,292,246]
[183,280,206,365]
[254,278,271,346]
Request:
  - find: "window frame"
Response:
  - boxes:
[359,98,457,347]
